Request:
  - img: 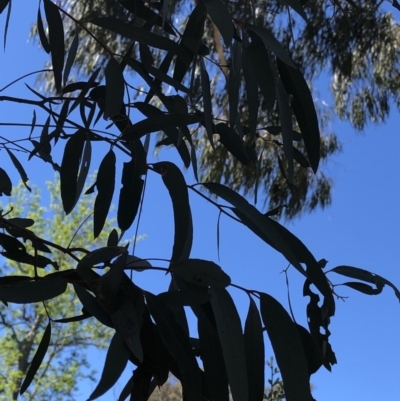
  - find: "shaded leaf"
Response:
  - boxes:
[75,136,92,206]
[259,292,313,401]
[0,167,12,196]
[44,0,65,92]
[173,259,231,288]
[0,232,26,254]
[204,0,234,47]
[125,255,152,272]
[77,246,126,269]
[73,284,114,327]
[158,290,211,306]
[122,113,202,141]
[63,29,79,85]
[331,265,400,301]
[37,7,50,54]
[277,58,320,172]
[0,0,10,15]
[105,57,125,119]
[117,157,144,232]
[135,101,191,168]
[293,147,310,168]
[107,229,119,247]
[145,292,202,401]
[0,277,67,303]
[2,0,10,49]
[60,130,86,214]
[295,324,322,376]
[91,17,188,60]
[342,281,382,295]
[88,332,130,400]
[20,322,51,395]
[198,313,229,401]
[209,287,248,401]
[246,24,296,67]
[216,123,253,165]
[5,148,31,191]
[280,0,308,22]
[200,58,214,148]
[94,150,116,238]
[228,39,241,130]
[153,162,192,262]
[244,297,265,401]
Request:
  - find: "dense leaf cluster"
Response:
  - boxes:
[0,0,399,400]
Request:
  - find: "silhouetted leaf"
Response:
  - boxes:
[118,0,175,35]
[60,130,86,214]
[200,58,214,148]
[343,281,382,295]
[0,167,11,196]
[0,232,26,254]
[173,2,206,83]
[293,147,311,167]
[105,57,125,119]
[135,102,191,168]
[63,30,79,85]
[5,148,31,191]
[0,0,10,15]
[44,0,64,92]
[37,7,50,53]
[112,298,143,362]
[198,313,229,401]
[122,113,202,141]
[2,0,10,49]
[125,255,152,272]
[88,332,130,400]
[259,292,313,401]
[173,259,231,288]
[331,265,400,301]
[145,292,202,401]
[20,322,51,395]
[228,39,242,130]
[204,0,234,47]
[0,277,67,303]
[94,150,116,238]
[244,297,265,401]
[74,284,114,327]
[216,123,253,165]
[280,0,308,21]
[78,246,126,269]
[153,162,192,262]
[1,250,56,269]
[158,290,211,306]
[70,67,101,113]
[75,136,91,205]
[246,24,296,67]
[277,59,320,172]
[275,77,294,182]
[107,229,119,247]
[117,157,144,232]
[295,324,323,376]
[209,287,248,401]
[91,17,188,60]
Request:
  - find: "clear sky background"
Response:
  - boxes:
[1,2,400,400]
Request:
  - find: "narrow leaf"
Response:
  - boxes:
[158,290,211,306]
[277,58,320,172]
[204,0,233,47]
[44,0,65,92]
[88,332,129,400]
[75,136,92,205]
[105,57,125,119]
[5,148,31,191]
[37,7,50,54]
[209,287,248,401]
[200,58,214,148]
[94,150,116,238]
[259,292,313,401]
[153,162,192,262]
[20,322,51,395]
[63,30,79,85]
[60,130,86,214]
[244,297,265,401]
[173,259,231,288]
[246,24,296,67]
[0,277,67,303]
[145,292,202,401]
[0,167,12,196]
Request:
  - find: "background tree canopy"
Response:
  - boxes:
[0,0,399,400]
[31,0,400,219]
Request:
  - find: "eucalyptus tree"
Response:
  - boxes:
[0,1,398,401]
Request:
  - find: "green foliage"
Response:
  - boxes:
[0,1,398,401]
[0,180,114,400]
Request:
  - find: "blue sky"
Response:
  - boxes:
[1,1,400,400]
